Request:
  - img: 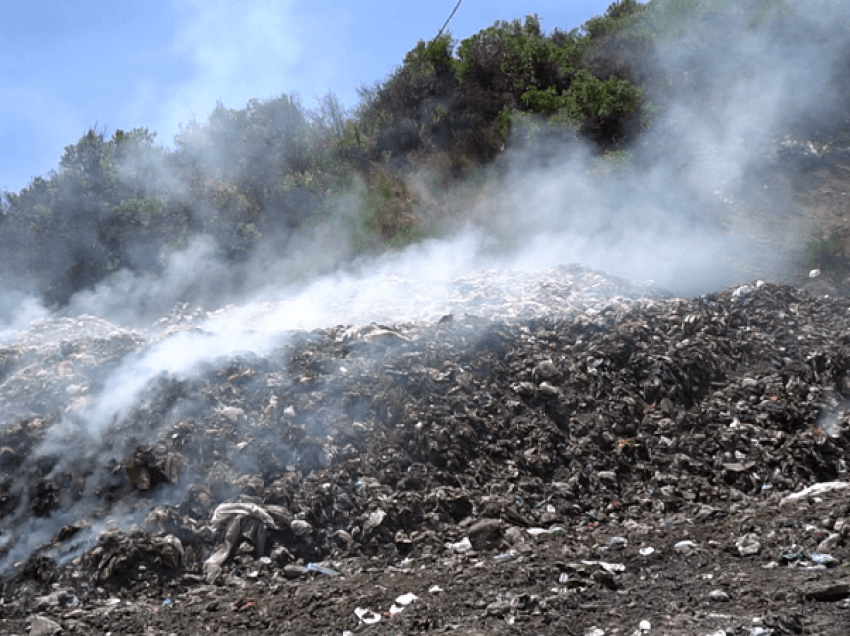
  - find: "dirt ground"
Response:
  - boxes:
[5,476,850,635]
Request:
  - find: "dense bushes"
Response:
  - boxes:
[1,128,179,304]
[0,1,673,306]
[2,0,829,307]
[0,92,359,304]
[361,5,653,163]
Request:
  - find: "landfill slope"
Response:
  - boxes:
[1,267,850,635]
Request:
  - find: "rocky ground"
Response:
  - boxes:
[0,263,849,635]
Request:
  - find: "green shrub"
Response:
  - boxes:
[382,10,647,158]
[0,2,680,306]
[807,227,845,267]
[401,34,456,82]
[114,197,163,226]
[386,222,439,249]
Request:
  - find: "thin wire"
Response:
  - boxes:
[422,0,463,63]
[434,0,463,41]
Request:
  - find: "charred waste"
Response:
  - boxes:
[2,1,850,634]
[2,268,850,633]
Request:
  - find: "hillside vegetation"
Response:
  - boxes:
[1,0,847,307]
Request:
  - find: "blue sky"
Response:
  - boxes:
[0,0,615,193]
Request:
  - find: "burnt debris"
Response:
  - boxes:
[1,267,850,633]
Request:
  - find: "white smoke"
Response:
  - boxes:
[1,0,849,576]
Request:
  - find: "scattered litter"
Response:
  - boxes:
[527,526,566,537]
[732,284,752,300]
[809,551,839,566]
[448,537,473,553]
[581,560,625,573]
[395,592,418,606]
[354,607,381,624]
[736,534,761,557]
[386,593,419,616]
[781,481,850,504]
[306,562,339,576]
[780,548,805,562]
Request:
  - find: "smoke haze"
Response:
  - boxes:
[54,0,849,327]
[0,0,849,574]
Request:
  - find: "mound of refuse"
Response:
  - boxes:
[1,267,850,635]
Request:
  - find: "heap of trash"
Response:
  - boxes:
[1,265,850,635]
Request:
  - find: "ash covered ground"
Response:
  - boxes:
[0,265,849,635]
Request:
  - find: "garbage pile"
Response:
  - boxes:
[1,267,850,635]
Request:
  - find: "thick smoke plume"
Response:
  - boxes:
[0,0,848,574]
[46,0,849,323]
